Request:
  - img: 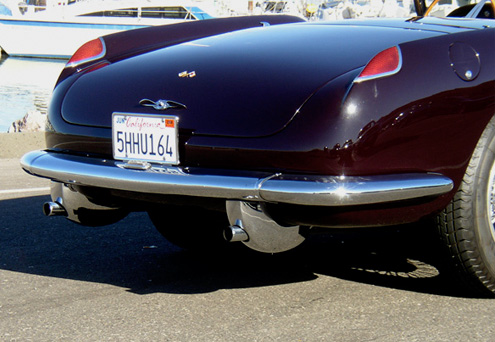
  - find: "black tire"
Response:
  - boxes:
[437,116,495,297]
[148,205,230,250]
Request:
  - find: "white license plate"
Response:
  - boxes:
[112,113,179,165]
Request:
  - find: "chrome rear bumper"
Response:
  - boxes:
[21,150,454,207]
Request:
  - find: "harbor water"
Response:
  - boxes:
[0,55,65,132]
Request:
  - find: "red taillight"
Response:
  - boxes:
[66,38,106,68]
[355,46,401,82]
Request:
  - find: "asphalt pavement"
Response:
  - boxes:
[1,158,494,341]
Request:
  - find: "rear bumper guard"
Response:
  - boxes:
[21,150,454,207]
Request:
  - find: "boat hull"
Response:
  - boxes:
[0,18,148,58]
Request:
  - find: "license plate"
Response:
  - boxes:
[112,113,179,165]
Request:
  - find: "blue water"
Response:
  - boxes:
[0,56,65,132]
[0,2,12,15]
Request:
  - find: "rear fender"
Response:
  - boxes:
[336,27,495,184]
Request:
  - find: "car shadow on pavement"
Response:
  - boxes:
[0,195,481,298]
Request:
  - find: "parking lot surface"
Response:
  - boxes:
[1,158,494,341]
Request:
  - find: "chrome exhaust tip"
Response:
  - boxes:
[42,198,67,217]
[223,219,249,242]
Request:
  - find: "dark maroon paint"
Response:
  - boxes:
[45,16,495,227]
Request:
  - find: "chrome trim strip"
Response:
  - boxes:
[21,150,454,207]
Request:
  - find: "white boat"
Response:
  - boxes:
[0,0,214,58]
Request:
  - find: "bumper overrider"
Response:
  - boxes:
[21,150,454,207]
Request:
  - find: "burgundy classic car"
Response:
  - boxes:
[21,0,495,296]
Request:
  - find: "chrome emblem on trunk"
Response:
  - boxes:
[139,99,187,110]
[178,70,196,78]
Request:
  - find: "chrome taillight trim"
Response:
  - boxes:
[66,37,107,69]
[354,45,403,83]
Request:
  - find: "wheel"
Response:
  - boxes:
[148,204,230,250]
[437,116,495,297]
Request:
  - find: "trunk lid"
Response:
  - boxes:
[61,23,441,137]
